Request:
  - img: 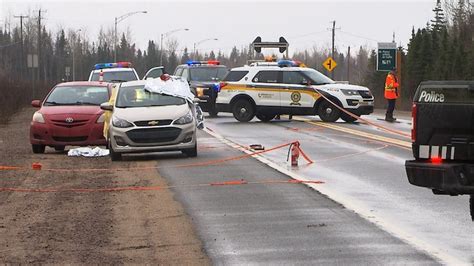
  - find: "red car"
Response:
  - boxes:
[30,81,113,153]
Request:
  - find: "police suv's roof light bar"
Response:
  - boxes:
[277,60,306,68]
[186,60,220,66]
[94,61,132,70]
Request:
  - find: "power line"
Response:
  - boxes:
[289,30,329,39]
[339,30,379,43]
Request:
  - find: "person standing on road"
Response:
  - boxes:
[384,68,399,122]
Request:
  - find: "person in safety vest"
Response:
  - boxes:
[384,68,399,122]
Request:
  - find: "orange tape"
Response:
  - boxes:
[0,166,22,170]
[0,140,312,173]
[296,145,314,164]
[210,180,248,186]
[315,90,411,138]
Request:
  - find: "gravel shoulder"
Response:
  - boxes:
[0,107,210,264]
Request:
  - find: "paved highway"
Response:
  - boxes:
[190,112,473,264]
[156,132,436,264]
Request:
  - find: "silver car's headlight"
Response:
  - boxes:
[112,117,133,128]
[32,112,45,123]
[341,89,359,96]
[174,112,193,125]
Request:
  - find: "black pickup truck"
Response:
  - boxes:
[405,81,474,220]
[174,61,228,117]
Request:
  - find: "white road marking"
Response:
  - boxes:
[204,127,468,265]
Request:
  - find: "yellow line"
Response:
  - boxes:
[294,117,412,149]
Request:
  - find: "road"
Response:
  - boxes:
[201,111,473,264]
[0,107,471,264]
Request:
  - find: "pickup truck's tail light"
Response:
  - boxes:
[411,103,417,142]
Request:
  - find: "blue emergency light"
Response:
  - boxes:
[277,60,306,67]
[186,60,220,66]
[94,61,132,70]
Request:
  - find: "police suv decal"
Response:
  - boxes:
[290,92,302,105]
[419,90,445,103]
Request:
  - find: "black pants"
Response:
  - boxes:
[386,99,396,115]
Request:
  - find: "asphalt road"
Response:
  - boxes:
[1,107,470,264]
[155,127,438,264]
[196,111,473,264]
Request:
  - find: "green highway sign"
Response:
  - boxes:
[377,42,397,71]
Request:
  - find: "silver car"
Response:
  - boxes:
[101,80,197,161]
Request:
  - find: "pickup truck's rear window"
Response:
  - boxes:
[414,85,474,104]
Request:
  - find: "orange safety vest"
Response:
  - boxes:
[384,72,399,99]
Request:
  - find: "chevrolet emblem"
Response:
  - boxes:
[148,120,159,126]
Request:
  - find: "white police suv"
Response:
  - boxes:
[216,60,374,122]
[88,62,139,83]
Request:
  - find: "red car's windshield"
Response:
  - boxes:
[44,86,109,106]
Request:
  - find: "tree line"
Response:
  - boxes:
[0,0,471,119]
[363,0,474,110]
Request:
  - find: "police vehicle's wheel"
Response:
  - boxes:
[32,144,45,154]
[108,140,122,161]
[232,99,255,122]
[256,113,276,122]
[318,100,341,122]
[183,143,198,157]
[340,112,358,123]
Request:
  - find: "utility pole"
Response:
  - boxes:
[347,46,350,82]
[37,9,45,86]
[14,15,29,76]
[331,21,336,79]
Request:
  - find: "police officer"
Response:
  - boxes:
[384,68,399,122]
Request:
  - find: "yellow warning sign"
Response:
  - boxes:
[323,57,337,72]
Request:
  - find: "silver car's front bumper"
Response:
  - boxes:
[110,123,196,153]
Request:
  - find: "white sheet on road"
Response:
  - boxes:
[67,147,109,157]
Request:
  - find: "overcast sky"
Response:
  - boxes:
[1,0,437,56]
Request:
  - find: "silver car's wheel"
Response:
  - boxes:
[108,139,122,161]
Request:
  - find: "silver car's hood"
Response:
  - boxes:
[113,104,190,122]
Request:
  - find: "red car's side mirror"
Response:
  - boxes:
[31,100,41,108]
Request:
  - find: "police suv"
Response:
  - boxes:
[216,60,374,122]
[88,62,140,83]
[405,81,474,220]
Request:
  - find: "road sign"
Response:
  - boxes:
[323,57,337,72]
[377,42,397,71]
[27,54,38,68]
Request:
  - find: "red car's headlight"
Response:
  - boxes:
[32,112,45,123]
[96,113,106,123]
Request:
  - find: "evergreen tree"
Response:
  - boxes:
[431,0,447,32]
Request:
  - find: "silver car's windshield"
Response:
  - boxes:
[302,69,335,85]
[116,86,186,108]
